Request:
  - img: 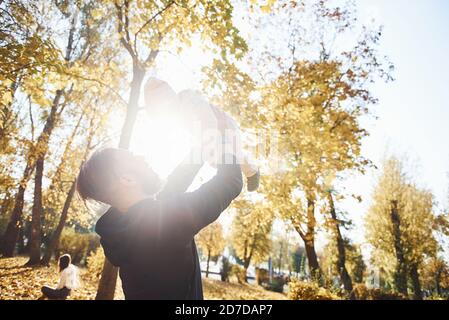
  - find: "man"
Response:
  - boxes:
[76,112,242,300]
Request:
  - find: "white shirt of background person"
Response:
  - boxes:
[56,264,80,290]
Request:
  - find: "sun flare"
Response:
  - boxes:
[130,112,192,178]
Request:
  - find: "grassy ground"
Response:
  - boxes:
[0,257,287,300]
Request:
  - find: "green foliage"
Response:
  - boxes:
[426,293,449,301]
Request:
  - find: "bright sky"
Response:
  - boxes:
[130,1,449,256]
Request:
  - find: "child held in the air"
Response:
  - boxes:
[144,77,260,192]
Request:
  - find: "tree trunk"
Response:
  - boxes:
[303,197,322,282]
[435,268,442,296]
[118,66,145,148]
[328,192,354,299]
[409,263,422,300]
[390,200,408,296]
[243,265,249,283]
[27,157,44,265]
[206,249,211,278]
[40,181,77,265]
[1,162,34,256]
[26,86,64,265]
[17,221,27,254]
[304,239,320,280]
[95,260,119,300]
[243,241,256,283]
[278,242,283,274]
[96,63,145,300]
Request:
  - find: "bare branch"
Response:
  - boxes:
[114,0,136,62]
[28,95,35,142]
[124,0,131,42]
[293,222,306,240]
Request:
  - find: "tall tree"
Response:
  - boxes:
[366,158,439,299]
[0,0,64,257]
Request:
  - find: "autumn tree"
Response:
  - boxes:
[0,0,61,111]
[230,199,273,282]
[365,158,440,299]
[0,1,58,215]
[195,222,226,278]
[0,0,64,257]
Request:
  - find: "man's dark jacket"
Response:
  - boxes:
[95,153,242,300]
